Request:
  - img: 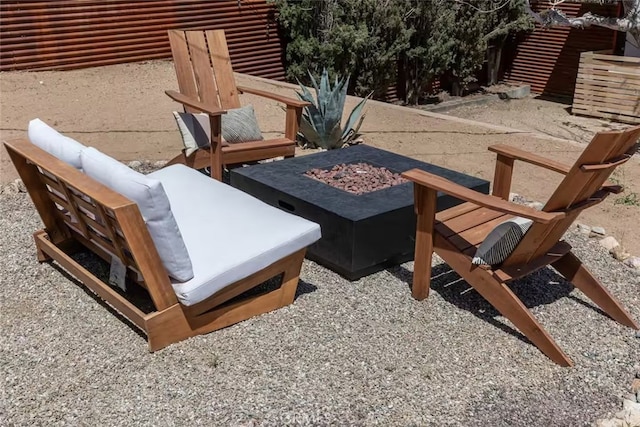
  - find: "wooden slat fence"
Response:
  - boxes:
[572,50,640,124]
[503,0,618,99]
[0,0,286,80]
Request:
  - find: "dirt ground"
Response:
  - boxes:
[1,60,639,255]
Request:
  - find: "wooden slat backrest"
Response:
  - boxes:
[168,29,241,113]
[168,30,199,113]
[204,30,241,108]
[3,139,178,310]
[504,125,640,265]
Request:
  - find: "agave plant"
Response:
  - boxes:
[296,69,370,150]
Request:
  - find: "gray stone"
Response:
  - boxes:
[576,223,591,234]
[600,236,620,251]
[153,160,168,168]
[623,399,640,411]
[610,245,631,262]
[596,417,623,427]
[1,182,20,195]
[497,85,531,99]
[590,226,606,237]
[127,160,142,169]
[13,179,26,193]
[624,257,640,270]
[627,410,640,427]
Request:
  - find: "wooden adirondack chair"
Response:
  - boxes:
[402,125,640,366]
[165,29,309,180]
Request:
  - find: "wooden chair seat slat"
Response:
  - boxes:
[435,201,481,223]
[440,206,508,236]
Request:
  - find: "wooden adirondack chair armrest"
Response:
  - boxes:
[488,144,571,199]
[236,85,310,108]
[165,90,227,116]
[488,144,571,174]
[402,169,564,224]
[488,144,619,196]
[236,85,310,141]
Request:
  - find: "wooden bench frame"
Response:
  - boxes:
[5,138,307,351]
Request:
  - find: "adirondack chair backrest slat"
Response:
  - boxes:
[168,29,241,113]
[503,125,640,266]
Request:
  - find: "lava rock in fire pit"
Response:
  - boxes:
[304,162,408,195]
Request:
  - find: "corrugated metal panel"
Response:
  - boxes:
[0,0,286,80]
[504,0,618,98]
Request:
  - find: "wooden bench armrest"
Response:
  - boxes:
[165,90,227,116]
[236,85,310,108]
[402,169,564,224]
[488,144,571,174]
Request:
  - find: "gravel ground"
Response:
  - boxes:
[1,191,639,426]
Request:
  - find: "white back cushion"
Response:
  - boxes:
[81,147,194,282]
[28,118,85,169]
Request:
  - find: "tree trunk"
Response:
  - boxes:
[486,35,507,86]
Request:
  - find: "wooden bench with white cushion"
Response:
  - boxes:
[4,119,321,351]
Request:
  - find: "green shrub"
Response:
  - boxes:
[273,0,532,102]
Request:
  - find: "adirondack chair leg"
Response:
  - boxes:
[412,186,437,300]
[434,235,573,366]
[553,252,639,329]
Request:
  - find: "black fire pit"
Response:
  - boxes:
[230,144,489,280]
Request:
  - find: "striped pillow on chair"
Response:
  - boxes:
[472,217,533,266]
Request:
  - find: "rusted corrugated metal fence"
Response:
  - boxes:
[503,0,619,99]
[0,0,286,80]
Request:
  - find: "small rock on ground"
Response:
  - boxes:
[610,246,631,262]
[624,257,640,270]
[577,223,592,234]
[600,236,620,251]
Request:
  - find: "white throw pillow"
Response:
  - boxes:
[472,217,533,266]
[173,105,264,156]
[81,147,194,282]
[28,118,85,169]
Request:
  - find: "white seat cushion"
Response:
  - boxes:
[81,148,194,282]
[28,118,85,169]
[472,216,533,266]
[148,165,321,306]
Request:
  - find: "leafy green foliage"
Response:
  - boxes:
[296,69,370,150]
[272,0,410,98]
[615,192,640,206]
[272,0,532,103]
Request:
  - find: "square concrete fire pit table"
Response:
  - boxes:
[230,144,489,280]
